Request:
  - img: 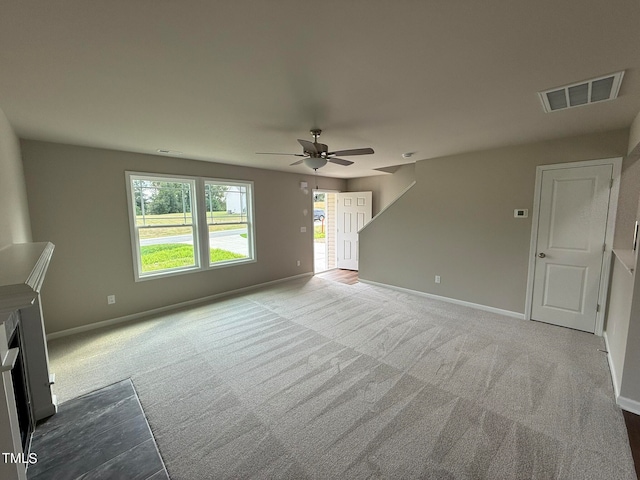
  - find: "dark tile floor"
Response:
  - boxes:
[28,379,168,480]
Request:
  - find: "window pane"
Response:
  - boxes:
[209,224,249,264]
[205,181,252,265]
[206,183,247,224]
[133,179,194,227]
[130,176,198,276]
[138,226,197,273]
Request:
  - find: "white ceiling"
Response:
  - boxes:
[1,0,639,178]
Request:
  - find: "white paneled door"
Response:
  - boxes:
[531,164,613,333]
[337,192,372,271]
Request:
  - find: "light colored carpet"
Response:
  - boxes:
[47,276,637,479]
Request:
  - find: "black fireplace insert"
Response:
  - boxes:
[7,316,34,456]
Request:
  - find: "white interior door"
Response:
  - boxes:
[531,164,613,332]
[337,192,372,270]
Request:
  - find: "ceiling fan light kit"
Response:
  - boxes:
[256,128,375,171]
[304,157,328,169]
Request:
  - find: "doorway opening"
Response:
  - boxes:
[313,190,337,273]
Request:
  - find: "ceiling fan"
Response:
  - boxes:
[256,129,374,170]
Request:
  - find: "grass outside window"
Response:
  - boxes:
[140,244,245,272]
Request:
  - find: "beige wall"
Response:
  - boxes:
[0,107,31,248]
[346,163,415,216]
[614,155,640,249]
[359,129,628,314]
[614,114,640,249]
[22,140,346,333]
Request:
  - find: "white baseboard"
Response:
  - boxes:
[601,333,640,414]
[46,273,313,340]
[617,395,640,415]
[358,279,525,319]
[603,332,621,399]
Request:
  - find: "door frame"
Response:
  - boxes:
[524,157,622,335]
[311,189,339,274]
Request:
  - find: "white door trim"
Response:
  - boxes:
[312,189,342,274]
[524,157,622,335]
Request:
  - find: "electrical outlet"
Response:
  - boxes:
[296,260,301,266]
[300,226,307,233]
[107,295,116,305]
[435,275,441,284]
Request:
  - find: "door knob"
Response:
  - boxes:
[538,252,546,258]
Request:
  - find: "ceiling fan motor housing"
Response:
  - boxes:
[310,144,329,156]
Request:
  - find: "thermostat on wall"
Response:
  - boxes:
[514,209,528,218]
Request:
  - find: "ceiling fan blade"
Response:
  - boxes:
[298,139,318,154]
[256,152,306,156]
[290,159,304,166]
[328,147,374,156]
[328,158,354,166]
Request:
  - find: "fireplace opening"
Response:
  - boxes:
[8,321,34,456]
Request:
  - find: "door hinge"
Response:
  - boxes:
[610,178,614,189]
[603,243,606,253]
[596,304,601,312]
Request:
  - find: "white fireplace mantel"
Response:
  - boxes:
[0,242,55,480]
[0,242,55,315]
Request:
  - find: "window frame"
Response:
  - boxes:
[125,171,256,281]
[203,178,256,269]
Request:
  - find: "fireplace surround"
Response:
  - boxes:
[0,242,55,480]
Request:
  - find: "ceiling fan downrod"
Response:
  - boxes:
[310,129,322,144]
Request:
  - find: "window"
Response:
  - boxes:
[205,181,254,265]
[129,175,199,277]
[126,172,255,280]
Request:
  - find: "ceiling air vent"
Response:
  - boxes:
[538,71,624,113]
